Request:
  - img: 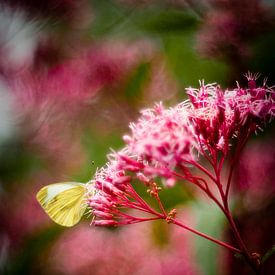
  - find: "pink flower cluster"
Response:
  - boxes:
[88,74,275,227]
[186,75,274,154]
[88,150,162,226]
[196,0,272,59]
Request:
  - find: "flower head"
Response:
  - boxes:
[124,103,196,170]
[88,149,158,226]
[186,77,274,152]
[88,75,275,226]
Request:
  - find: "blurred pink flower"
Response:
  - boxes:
[48,210,201,275]
[0,180,50,253]
[4,40,156,166]
[1,0,91,26]
[235,139,275,209]
[11,39,155,114]
[143,59,179,102]
[196,0,273,61]
[220,148,275,275]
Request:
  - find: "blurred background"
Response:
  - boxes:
[0,0,275,274]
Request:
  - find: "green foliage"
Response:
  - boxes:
[234,253,246,262]
[250,32,275,83]
[161,34,228,88]
[90,1,198,38]
[151,219,170,248]
[73,129,124,182]
[0,140,43,186]
[135,10,198,34]
[124,62,151,101]
[192,201,226,275]
[262,246,275,264]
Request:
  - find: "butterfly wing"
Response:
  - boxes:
[36,182,86,227]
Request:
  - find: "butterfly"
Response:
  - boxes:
[36,182,87,227]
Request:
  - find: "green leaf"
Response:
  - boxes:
[151,220,170,248]
[162,34,229,89]
[88,0,128,37]
[124,62,151,101]
[192,201,226,275]
[234,253,245,262]
[74,129,124,181]
[136,10,198,34]
[262,245,275,263]
[0,140,43,186]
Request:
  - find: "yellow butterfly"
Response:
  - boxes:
[36,182,87,227]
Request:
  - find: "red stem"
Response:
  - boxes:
[155,193,167,216]
[225,131,251,199]
[120,216,161,225]
[213,151,260,274]
[197,136,215,166]
[126,185,160,216]
[223,203,260,274]
[171,218,241,253]
[172,170,226,214]
[189,160,217,183]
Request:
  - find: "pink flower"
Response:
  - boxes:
[235,139,275,208]
[88,150,159,226]
[124,75,274,166]
[88,75,275,228]
[3,40,156,166]
[0,181,51,252]
[124,102,196,169]
[48,210,200,275]
[196,0,272,60]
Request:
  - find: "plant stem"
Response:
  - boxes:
[155,192,167,216]
[223,205,260,274]
[225,130,251,199]
[189,160,217,183]
[214,155,260,274]
[171,218,241,253]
